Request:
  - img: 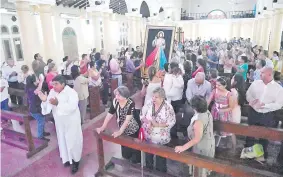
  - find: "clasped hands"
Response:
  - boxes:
[37,91,58,106]
[249,99,265,109]
[142,118,159,127]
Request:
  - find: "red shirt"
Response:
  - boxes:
[192,67,204,78]
[46,72,57,90]
[80,60,88,74]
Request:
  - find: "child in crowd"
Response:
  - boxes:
[209,69,218,90]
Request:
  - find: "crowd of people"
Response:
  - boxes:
[1,37,283,175]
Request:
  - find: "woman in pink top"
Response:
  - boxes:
[45,63,58,90]
[192,58,206,78]
[80,54,90,76]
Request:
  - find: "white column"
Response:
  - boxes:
[16,1,40,67]
[103,12,111,52]
[235,21,241,38]
[193,22,199,39]
[53,13,64,65]
[39,4,56,60]
[92,12,102,50]
[252,19,258,44]
[135,16,142,46]
[108,13,119,54]
[128,16,137,46]
[229,22,234,39]
[261,15,271,50]
[257,18,263,46]
[269,9,283,58]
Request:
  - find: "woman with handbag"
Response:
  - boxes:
[140,87,176,173]
[175,95,215,177]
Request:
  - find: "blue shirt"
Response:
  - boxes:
[207,54,218,69]
[253,69,261,81]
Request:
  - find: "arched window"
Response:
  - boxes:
[119,22,128,47]
[62,27,79,58]
[13,38,23,61]
[1,25,9,34]
[12,26,19,34]
[109,0,128,15]
[140,1,150,18]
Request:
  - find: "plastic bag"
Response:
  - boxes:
[240,144,264,159]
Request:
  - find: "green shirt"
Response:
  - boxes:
[237,63,248,81]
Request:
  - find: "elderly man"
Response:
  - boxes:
[186,72,212,102]
[2,59,22,105]
[246,66,283,160]
[32,53,46,77]
[37,75,83,174]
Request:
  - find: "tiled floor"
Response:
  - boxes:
[2,111,282,177]
[1,111,123,177]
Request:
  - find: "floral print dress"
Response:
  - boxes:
[140,101,176,145]
[211,90,232,136]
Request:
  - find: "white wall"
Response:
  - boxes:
[0,13,31,66]
[182,0,257,14]
[178,18,255,40]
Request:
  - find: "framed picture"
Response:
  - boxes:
[142,25,176,78]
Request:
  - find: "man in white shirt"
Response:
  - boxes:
[246,66,283,160]
[0,70,9,110]
[1,59,22,105]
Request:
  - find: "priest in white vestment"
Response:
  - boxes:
[38,75,83,174]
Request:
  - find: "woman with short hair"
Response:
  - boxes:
[96,86,141,163]
[175,95,215,177]
[140,87,176,172]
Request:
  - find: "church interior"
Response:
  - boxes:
[1,0,283,177]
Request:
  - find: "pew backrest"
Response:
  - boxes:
[213,121,283,141]
[94,131,281,177]
[8,88,27,106]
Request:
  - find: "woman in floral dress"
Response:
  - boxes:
[140,87,176,173]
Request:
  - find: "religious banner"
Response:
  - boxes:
[142,25,176,78]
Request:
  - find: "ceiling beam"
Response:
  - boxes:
[74,0,85,8]
[68,0,78,8]
[79,1,89,9]
[71,0,84,8]
[56,0,62,6]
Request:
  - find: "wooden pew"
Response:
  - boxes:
[1,110,48,158]
[126,73,134,94]
[93,127,282,177]
[88,86,105,119]
[8,88,28,112]
[110,78,118,100]
[213,121,283,141]
[213,121,283,175]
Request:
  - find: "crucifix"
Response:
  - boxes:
[176,27,184,44]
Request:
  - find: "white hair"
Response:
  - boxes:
[195,72,205,79]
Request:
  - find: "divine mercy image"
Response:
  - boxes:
[142,26,175,78]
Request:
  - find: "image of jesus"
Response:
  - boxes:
[145,31,167,70]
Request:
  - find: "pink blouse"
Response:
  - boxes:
[46,72,57,90]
